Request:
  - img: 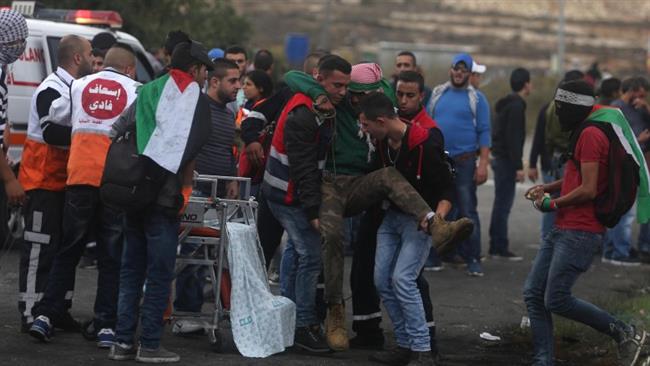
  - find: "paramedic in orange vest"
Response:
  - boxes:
[17,35,93,333]
[30,44,140,348]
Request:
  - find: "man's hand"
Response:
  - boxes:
[528,167,539,182]
[633,98,650,112]
[226,181,239,199]
[5,177,25,206]
[638,129,650,145]
[245,142,265,169]
[474,163,488,185]
[314,95,334,113]
[310,218,320,231]
[525,185,545,201]
[516,169,525,183]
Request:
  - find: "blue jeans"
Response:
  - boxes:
[267,200,321,328]
[640,222,650,253]
[489,157,517,255]
[32,185,124,330]
[115,209,180,349]
[603,206,635,260]
[280,238,297,301]
[448,157,481,264]
[523,227,622,365]
[375,209,430,352]
[540,171,557,243]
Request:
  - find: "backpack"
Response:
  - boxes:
[567,121,640,228]
[544,103,572,155]
[100,130,165,212]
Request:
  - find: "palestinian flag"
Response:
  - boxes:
[588,107,650,223]
[135,69,211,174]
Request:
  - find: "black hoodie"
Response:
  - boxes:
[491,93,526,170]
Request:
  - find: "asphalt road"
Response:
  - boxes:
[1,181,649,365]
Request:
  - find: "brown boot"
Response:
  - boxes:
[428,214,474,256]
[325,303,349,351]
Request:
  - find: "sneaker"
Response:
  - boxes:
[294,325,330,353]
[489,251,523,261]
[268,270,280,286]
[617,324,646,366]
[108,343,136,361]
[467,261,484,277]
[97,328,116,348]
[602,253,613,264]
[53,312,80,332]
[325,303,349,351]
[349,331,385,350]
[407,351,436,366]
[428,214,474,257]
[369,346,412,366]
[171,320,205,336]
[29,315,53,342]
[609,257,642,267]
[423,265,444,272]
[136,346,180,363]
[78,255,97,269]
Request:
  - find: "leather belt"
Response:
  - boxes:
[453,151,476,162]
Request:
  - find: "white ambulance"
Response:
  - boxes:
[4,2,157,162]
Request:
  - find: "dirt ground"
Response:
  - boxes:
[1,183,649,365]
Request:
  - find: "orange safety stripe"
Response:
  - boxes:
[18,139,69,192]
[5,129,27,146]
[66,133,111,187]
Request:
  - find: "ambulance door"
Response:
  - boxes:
[5,34,48,162]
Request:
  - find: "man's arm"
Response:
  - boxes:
[528,103,548,182]
[507,101,526,171]
[475,92,491,185]
[550,161,598,208]
[37,87,72,146]
[284,106,323,221]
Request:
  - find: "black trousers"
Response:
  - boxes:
[18,189,67,326]
[257,191,285,269]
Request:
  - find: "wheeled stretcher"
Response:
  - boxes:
[171,174,257,351]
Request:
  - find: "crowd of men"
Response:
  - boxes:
[1,8,650,366]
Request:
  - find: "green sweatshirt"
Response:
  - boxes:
[284,70,372,176]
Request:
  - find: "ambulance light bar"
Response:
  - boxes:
[11,1,123,29]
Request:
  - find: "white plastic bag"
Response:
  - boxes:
[226,222,295,358]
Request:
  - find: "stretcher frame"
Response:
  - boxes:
[171,174,257,352]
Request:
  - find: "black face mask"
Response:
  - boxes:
[555,101,591,131]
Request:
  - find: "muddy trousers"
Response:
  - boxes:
[351,207,437,353]
[18,189,69,327]
[321,167,432,305]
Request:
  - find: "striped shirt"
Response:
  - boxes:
[0,66,8,140]
[195,96,237,183]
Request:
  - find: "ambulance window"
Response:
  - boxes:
[46,36,61,69]
[135,52,153,83]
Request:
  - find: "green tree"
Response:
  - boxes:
[4,0,250,50]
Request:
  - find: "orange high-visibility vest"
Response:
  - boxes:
[51,68,139,187]
[18,67,74,192]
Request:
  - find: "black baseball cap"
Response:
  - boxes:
[170,41,215,71]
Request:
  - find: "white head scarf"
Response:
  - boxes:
[0,10,28,65]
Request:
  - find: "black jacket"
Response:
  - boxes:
[283,106,332,220]
[240,86,293,145]
[529,102,552,172]
[491,93,526,170]
[374,124,453,210]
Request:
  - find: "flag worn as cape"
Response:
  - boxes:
[135,69,211,174]
[587,107,650,223]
